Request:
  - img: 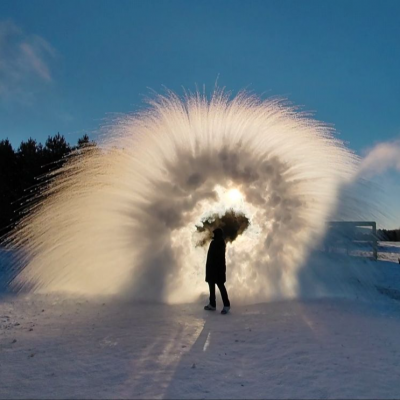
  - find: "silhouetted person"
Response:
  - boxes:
[204,228,231,314]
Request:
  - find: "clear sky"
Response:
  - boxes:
[0,0,399,226]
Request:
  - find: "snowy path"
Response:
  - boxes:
[2,294,400,399]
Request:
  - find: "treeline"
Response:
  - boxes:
[0,133,96,236]
[328,226,400,242]
[377,229,400,242]
[351,229,400,242]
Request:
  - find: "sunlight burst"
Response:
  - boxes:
[228,189,242,203]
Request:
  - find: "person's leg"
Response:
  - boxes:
[208,282,216,308]
[217,282,230,307]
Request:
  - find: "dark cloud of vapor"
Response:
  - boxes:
[120,143,304,302]
[195,209,250,247]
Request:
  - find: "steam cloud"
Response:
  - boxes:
[8,90,360,304]
[359,140,400,178]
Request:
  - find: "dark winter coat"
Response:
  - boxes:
[205,237,226,283]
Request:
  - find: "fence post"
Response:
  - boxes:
[372,222,378,261]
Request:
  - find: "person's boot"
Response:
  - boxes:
[204,304,216,311]
[221,306,230,315]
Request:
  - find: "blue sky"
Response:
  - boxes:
[0,0,399,226]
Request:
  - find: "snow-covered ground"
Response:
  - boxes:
[378,241,400,263]
[1,245,400,399]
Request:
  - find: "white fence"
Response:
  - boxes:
[324,221,378,260]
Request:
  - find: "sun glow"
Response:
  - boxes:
[228,189,242,203]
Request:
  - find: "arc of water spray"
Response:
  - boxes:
[7,89,360,303]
